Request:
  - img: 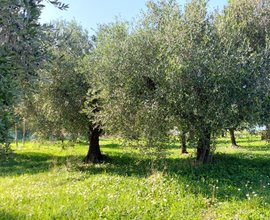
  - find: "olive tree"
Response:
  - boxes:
[22,19,110,163]
[0,0,67,157]
[213,0,270,147]
[159,0,270,162]
[85,2,183,159]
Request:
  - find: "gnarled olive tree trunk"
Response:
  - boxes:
[229,128,238,147]
[196,128,211,164]
[261,124,270,142]
[221,129,226,138]
[83,125,109,163]
[180,132,188,154]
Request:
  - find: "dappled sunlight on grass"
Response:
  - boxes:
[1,135,270,219]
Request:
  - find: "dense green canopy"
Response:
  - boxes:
[0,0,68,149]
[2,0,270,164]
[87,0,270,162]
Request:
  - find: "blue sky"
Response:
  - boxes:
[40,0,228,35]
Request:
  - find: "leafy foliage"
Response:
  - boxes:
[0,0,68,149]
[88,0,270,162]
[20,19,93,141]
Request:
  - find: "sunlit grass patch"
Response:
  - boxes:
[1,136,270,219]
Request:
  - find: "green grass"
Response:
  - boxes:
[1,134,270,219]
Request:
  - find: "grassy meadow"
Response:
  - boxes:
[1,132,270,219]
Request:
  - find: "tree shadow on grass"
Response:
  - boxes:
[0,211,17,220]
[2,143,270,203]
[236,139,264,143]
[182,152,270,202]
[75,150,270,202]
[79,151,270,180]
[216,139,232,145]
[3,146,270,183]
[0,152,74,177]
[228,144,270,151]
[216,137,261,144]
[101,143,120,149]
[75,141,89,146]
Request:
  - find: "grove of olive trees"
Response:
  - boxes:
[88,0,270,163]
[2,0,270,164]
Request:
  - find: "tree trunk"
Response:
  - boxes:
[22,118,26,146]
[221,129,225,138]
[15,123,18,148]
[262,124,270,142]
[83,126,110,163]
[196,129,211,164]
[229,128,238,147]
[180,132,188,154]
